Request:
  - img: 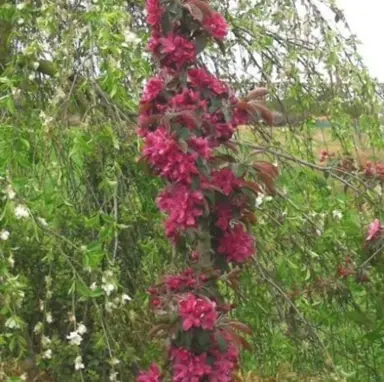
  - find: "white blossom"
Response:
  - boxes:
[17,18,25,25]
[14,205,29,219]
[32,61,40,70]
[34,321,43,334]
[20,373,27,381]
[102,283,115,296]
[77,323,87,335]
[121,293,132,303]
[6,185,16,199]
[123,30,140,44]
[16,2,26,10]
[8,255,15,268]
[332,210,343,220]
[43,349,52,359]
[28,73,36,81]
[109,371,119,381]
[42,336,51,347]
[45,275,52,286]
[37,217,48,226]
[105,301,117,312]
[90,282,97,291]
[75,355,84,370]
[0,230,10,241]
[46,312,53,323]
[67,331,83,346]
[5,317,20,329]
[74,355,85,370]
[255,193,265,207]
[110,357,120,366]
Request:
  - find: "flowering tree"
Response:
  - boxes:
[136,1,277,380]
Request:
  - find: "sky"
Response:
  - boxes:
[338,0,384,81]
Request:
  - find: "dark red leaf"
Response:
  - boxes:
[243,87,269,102]
[182,3,204,21]
[243,180,263,194]
[227,320,253,335]
[253,162,279,195]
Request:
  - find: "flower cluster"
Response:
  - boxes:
[137,363,162,382]
[179,293,218,331]
[156,184,204,238]
[137,0,273,380]
[218,224,255,264]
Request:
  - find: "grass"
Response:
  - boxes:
[238,126,384,164]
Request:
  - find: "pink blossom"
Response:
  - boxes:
[203,12,229,40]
[141,77,164,104]
[203,112,235,141]
[169,89,207,112]
[146,0,163,27]
[150,34,196,70]
[215,203,233,231]
[156,184,204,238]
[209,343,239,382]
[143,128,199,183]
[231,106,249,127]
[171,347,212,381]
[218,224,255,263]
[188,68,228,95]
[179,293,218,331]
[367,219,382,241]
[211,168,243,196]
[165,269,198,291]
[189,137,212,159]
[137,363,162,382]
[147,33,161,53]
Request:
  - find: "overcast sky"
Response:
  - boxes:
[338,0,384,81]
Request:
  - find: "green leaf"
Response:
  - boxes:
[194,34,207,54]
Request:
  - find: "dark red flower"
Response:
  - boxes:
[211,168,243,196]
[156,184,204,238]
[141,76,164,104]
[171,347,212,381]
[203,12,229,40]
[165,269,198,291]
[209,342,239,381]
[143,128,199,183]
[169,89,207,112]
[179,293,218,331]
[203,112,236,141]
[146,0,163,27]
[137,363,162,382]
[215,203,233,230]
[149,34,196,70]
[218,224,255,263]
[231,106,250,127]
[188,68,228,95]
[189,137,212,159]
